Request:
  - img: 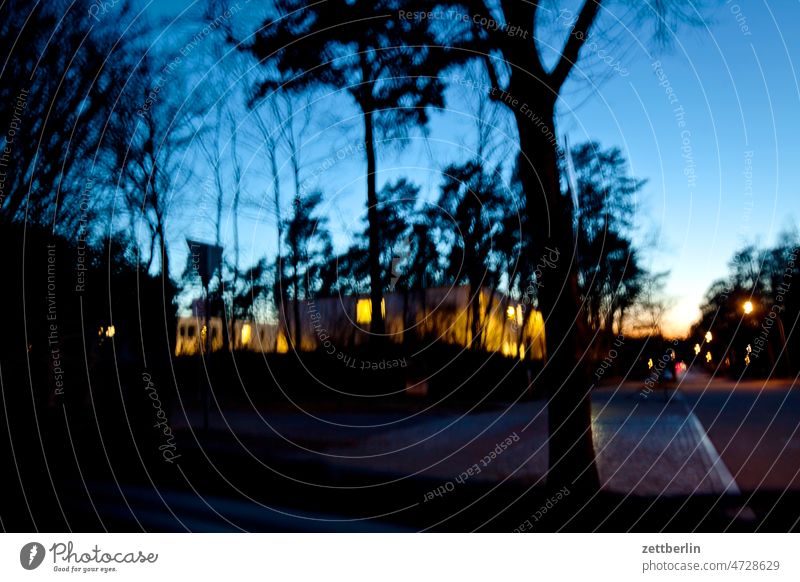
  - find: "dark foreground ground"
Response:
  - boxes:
[2,371,799,532]
[0,425,782,532]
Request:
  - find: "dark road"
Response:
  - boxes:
[679,374,800,493]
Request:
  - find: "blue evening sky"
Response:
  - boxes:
[142,1,800,336]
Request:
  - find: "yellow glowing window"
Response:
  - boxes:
[276,332,289,354]
[506,305,524,326]
[502,341,517,357]
[356,298,385,324]
[241,323,252,346]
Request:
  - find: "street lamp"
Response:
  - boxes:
[705,331,713,343]
[741,298,792,375]
[741,301,755,372]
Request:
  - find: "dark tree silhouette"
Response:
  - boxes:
[405,215,446,292]
[245,0,451,336]
[0,0,138,228]
[233,258,273,323]
[250,89,313,350]
[438,161,506,348]
[372,178,418,292]
[693,234,800,378]
[323,244,369,298]
[319,179,417,299]
[432,0,700,493]
[105,52,200,282]
[570,141,648,351]
[282,191,330,349]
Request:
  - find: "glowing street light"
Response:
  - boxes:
[705,351,712,363]
[694,343,701,355]
[705,331,713,343]
[743,300,754,315]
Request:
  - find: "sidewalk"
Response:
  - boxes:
[179,384,740,497]
[592,386,739,496]
[323,387,738,496]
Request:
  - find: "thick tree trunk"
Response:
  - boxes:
[229,187,240,351]
[363,107,385,336]
[470,281,482,348]
[157,228,178,358]
[512,95,600,495]
[293,264,301,351]
[272,150,285,353]
[214,171,231,353]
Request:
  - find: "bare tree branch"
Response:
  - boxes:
[549,0,602,92]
